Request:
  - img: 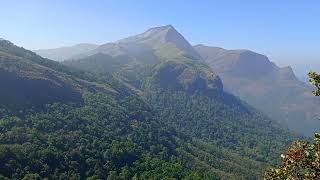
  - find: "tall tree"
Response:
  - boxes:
[265,72,320,179]
[309,71,320,96]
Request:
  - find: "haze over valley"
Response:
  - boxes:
[34,25,320,136]
[1,1,320,179]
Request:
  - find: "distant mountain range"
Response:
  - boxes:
[64,25,217,92]
[34,43,99,61]
[194,45,320,136]
[34,26,320,137]
[0,25,299,179]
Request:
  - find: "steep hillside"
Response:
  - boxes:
[65,25,208,89]
[0,38,287,179]
[195,44,320,136]
[0,27,301,179]
[64,25,299,171]
[0,40,114,111]
[74,25,201,60]
[0,38,298,179]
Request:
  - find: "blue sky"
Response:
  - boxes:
[0,0,319,76]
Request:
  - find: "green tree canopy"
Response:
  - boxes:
[265,72,320,179]
[309,71,320,96]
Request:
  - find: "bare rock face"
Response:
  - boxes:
[153,62,223,94]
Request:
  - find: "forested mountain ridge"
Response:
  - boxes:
[35,25,201,62]
[194,44,320,136]
[64,25,220,91]
[62,26,300,175]
[0,39,118,112]
[0,26,300,179]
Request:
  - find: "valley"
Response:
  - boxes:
[0,26,303,179]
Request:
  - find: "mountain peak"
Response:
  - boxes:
[147,24,175,32]
[144,24,182,42]
[37,25,202,61]
[113,25,202,60]
[278,66,298,81]
[117,24,179,44]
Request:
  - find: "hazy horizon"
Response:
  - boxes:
[1,0,319,77]
[1,1,320,178]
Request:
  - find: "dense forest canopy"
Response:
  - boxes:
[0,29,303,179]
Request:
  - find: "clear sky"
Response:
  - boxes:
[1,0,319,76]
